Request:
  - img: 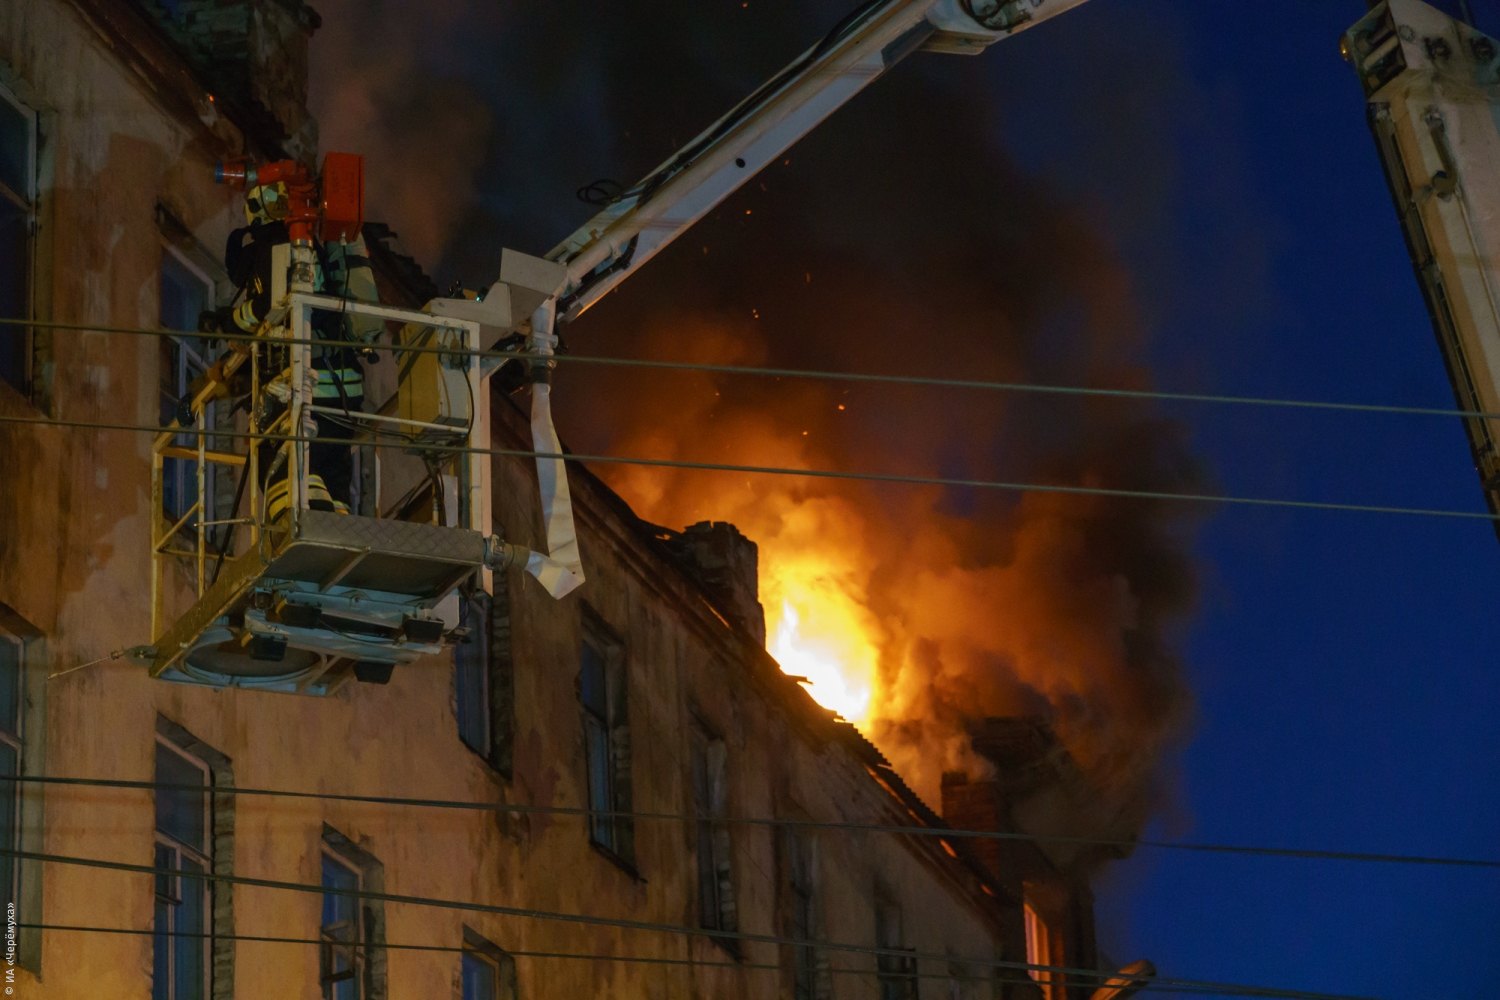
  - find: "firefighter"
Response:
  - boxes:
[224,179,381,517]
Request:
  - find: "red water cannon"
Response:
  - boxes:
[215,153,364,244]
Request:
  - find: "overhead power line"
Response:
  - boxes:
[21,773,1500,871]
[1,411,1495,524]
[1,846,1378,1000]
[17,923,1302,998]
[6,313,1499,423]
[24,922,771,972]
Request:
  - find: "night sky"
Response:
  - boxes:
[313,2,1500,996]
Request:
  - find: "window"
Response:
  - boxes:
[154,740,210,1000]
[158,246,216,523]
[875,895,916,1000]
[0,81,36,394]
[0,610,39,973]
[0,630,21,911]
[691,724,735,947]
[455,578,514,777]
[321,828,385,1000]
[1023,900,1059,1000]
[154,719,232,1000]
[580,613,632,862]
[784,827,819,1000]
[461,929,518,1000]
[321,852,362,1000]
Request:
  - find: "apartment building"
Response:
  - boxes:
[0,1,1103,996]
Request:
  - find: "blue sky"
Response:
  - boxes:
[1016,3,1500,995]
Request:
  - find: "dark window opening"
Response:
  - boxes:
[876,896,917,1000]
[0,83,36,396]
[785,827,819,999]
[580,613,632,863]
[692,723,736,950]
[455,576,514,777]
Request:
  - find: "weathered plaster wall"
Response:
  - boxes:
[1,0,246,993]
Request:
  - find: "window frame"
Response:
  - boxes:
[782,822,819,1000]
[462,948,498,1000]
[579,610,633,866]
[461,928,518,1000]
[454,576,514,779]
[0,608,41,975]
[153,737,212,1000]
[320,847,364,1000]
[157,243,218,525]
[691,721,736,951]
[875,893,917,1000]
[0,78,37,397]
[1023,898,1059,1000]
[320,826,385,1000]
[455,590,493,756]
[0,629,22,914]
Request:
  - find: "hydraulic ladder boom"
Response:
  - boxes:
[544,0,1093,324]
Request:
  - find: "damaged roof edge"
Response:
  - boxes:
[480,386,1024,923]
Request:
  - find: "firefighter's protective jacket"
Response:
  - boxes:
[223,222,380,402]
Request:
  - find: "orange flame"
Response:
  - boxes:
[762,559,881,726]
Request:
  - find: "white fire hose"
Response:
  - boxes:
[514,299,585,598]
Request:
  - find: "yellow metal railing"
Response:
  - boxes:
[149,294,487,651]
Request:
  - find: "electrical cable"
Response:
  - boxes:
[575,178,626,206]
[16,923,1290,998]
[12,314,1500,423]
[21,921,777,972]
[13,924,1269,998]
[2,409,1497,524]
[17,773,1499,870]
[0,846,1379,1000]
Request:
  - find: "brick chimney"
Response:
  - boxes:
[661,521,767,645]
[143,0,321,158]
[940,717,1072,889]
[940,771,1012,884]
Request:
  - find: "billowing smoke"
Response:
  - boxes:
[311,2,1201,838]
[310,1,501,267]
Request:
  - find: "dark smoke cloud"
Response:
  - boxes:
[310,1,1204,840]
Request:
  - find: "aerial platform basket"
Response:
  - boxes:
[147,293,502,695]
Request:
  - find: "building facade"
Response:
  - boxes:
[0,1,1107,997]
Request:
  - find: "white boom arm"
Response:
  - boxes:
[434,0,1094,602]
[545,0,1093,322]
